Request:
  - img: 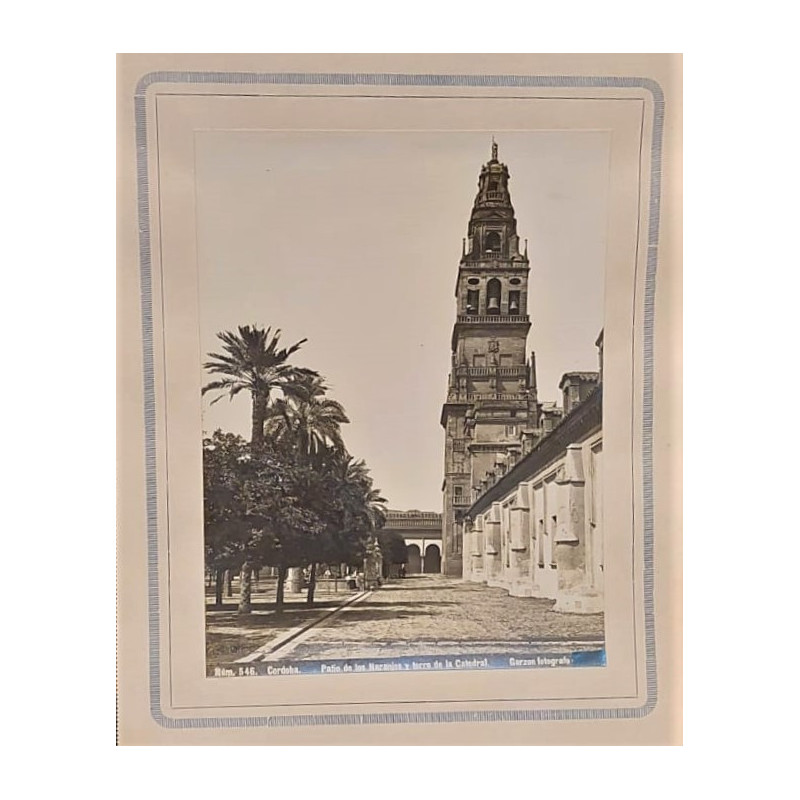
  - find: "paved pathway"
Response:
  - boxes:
[246,574,604,663]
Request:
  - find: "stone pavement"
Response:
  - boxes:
[249,574,604,662]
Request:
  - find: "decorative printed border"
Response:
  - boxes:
[134,72,664,729]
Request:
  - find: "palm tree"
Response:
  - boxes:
[202,325,316,450]
[333,456,387,555]
[362,485,388,532]
[340,457,387,592]
[202,325,315,614]
[264,374,349,465]
[296,450,387,606]
[263,375,351,601]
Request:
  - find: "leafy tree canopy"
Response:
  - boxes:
[377,530,409,566]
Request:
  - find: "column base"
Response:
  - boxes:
[442,557,463,578]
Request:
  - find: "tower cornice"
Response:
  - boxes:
[440,399,472,428]
[450,317,531,351]
[458,260,529,270]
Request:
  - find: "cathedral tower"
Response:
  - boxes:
[440,142,539,577]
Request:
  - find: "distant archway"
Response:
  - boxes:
[424,543,441,574]
[406,544,422,574]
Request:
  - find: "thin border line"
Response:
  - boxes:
[147,92,647,102]
[134,71,664,729]
[630,98,647,701]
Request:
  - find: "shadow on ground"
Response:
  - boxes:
[378,583,457,591]
[207,599,457,630]
[205,603,331,666]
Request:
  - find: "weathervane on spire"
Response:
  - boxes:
[491,136,498,161]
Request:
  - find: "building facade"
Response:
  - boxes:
[461,378,603,613]
[381,510,442,574]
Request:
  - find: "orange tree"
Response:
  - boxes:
[203,430,324,614]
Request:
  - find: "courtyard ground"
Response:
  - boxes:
[206,574,604,671]
[205,577,358,668]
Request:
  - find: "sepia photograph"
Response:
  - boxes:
[198,131,607,678]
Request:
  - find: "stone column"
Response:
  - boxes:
[462,523,472,581]
[364,538,383,589]
[484,504,502,586]
[470,516,484,581]
[553,444,602,613]
[288,566,303,594]
[508,488,533,597]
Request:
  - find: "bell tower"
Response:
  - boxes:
[440,141,539,577]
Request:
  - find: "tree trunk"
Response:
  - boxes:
[214,567,224,607]
[251,391,267,449]
[306,563,317,606]
[225,569,233,597]
[275,565,287,615]
[238,561,253,614]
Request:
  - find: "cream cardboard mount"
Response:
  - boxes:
[117,54,682,745]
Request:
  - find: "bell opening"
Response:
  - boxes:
[486,278,502,316]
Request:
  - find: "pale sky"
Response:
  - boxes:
[196,131,609,511]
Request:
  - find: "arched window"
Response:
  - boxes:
[486,278,501,315]
[485,231,501,254]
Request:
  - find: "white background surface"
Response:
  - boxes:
[1,2,793,791]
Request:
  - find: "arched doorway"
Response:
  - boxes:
[424,543,441,574]
[406,544,421,574]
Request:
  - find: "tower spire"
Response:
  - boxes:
[491,136,498,162]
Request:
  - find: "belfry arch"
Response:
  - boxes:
[485,230,502,254]
[486,278,502,315]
